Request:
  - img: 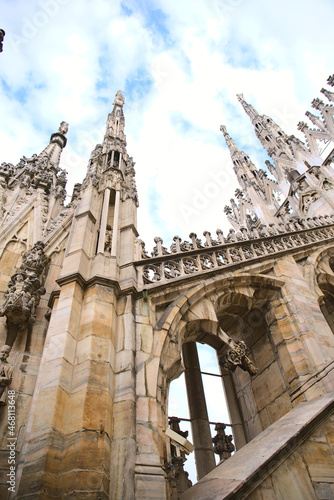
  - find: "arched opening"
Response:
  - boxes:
[320,293,334,334]
[159,276,287,496]
[168,342,231,488]
[317,271,334,335]
[0,240,26,274]
[217,303,292,444]
[329,257,334,275]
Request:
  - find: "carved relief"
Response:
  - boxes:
[122,158,139,206]
[219,340,258,376]
[0,241,47,331]
[300,192,321,215]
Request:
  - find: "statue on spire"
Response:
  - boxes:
[58,121,69,135]
[114,90,125,107]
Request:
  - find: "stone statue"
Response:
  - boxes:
[58,121,69,135]
[212,423,235,462]
[104,225,113,253]
[0,241,47,335]
[0,345,13,406]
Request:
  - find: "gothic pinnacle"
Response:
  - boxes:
[320,87,334,103]
[236,93,260,122]
[36,121,69,168]
[220,125,240,155]
[105,90,126,140]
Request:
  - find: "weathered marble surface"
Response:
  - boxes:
[181,394,334,500]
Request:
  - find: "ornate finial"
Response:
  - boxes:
[305,111,326,130]
[327,74,334,87]
[297,121,309,132]
[58,121,69,135]
[311,98,325,110]
[320,88,334,103]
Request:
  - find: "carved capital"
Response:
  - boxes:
[219,340,258,376]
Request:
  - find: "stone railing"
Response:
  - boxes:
[135,218,334,288]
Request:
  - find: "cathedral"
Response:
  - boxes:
[0,74,334,499]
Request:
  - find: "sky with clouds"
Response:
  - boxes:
[1,0,333,252]
[1,0,333,483]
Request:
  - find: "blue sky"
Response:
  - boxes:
[1,0,333,484]
[1,0,333,249]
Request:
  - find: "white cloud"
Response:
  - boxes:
[2,0,332,251]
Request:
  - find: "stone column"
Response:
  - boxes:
[182,342,216,480]
[111,189,120,256]
[220,371,247,450]
[97,188,111,254]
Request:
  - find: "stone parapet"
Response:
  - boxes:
[136,220,334,288]
[181,393,334,500]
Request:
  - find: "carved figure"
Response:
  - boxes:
[212,423,235,462]
[0,242,47,332]
[104,225,113,253]
[226,228,237,242]
[0,345,13,406]
[301,193,320,215]
[58,121,69,135]
[21,241,47,274]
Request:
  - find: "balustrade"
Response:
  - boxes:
[137,219,334,287]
